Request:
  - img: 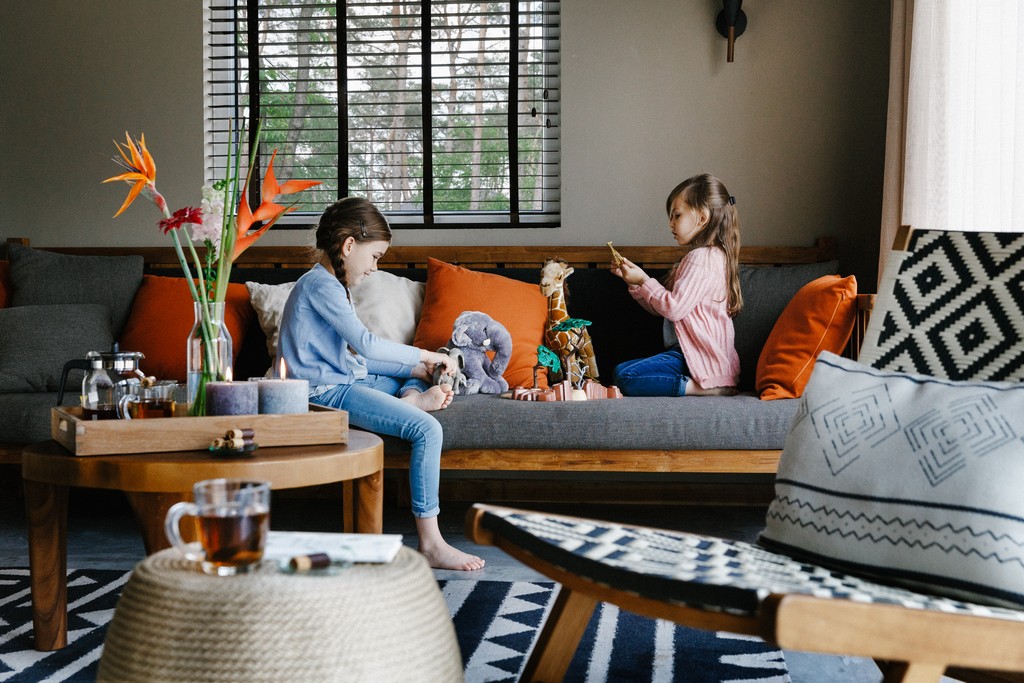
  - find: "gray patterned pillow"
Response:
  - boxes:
[760,351,1024,607]
[8,243,144,338]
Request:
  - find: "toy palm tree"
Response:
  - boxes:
[534,345,561,387]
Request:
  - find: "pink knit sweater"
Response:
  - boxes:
[628,246,740,389]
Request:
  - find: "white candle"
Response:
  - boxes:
[257,359,309,414]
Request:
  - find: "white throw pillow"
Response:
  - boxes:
[760,351,1024,608]
[245,281,296,360]
[246,271,425,363]
[350,270,425,345]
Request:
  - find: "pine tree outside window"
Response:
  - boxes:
[205,0,561,229]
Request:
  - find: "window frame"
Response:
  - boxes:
[204,0,561,230]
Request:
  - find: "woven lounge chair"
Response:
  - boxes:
[466,504,1024,683]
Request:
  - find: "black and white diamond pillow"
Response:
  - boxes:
[859,230,1024,381]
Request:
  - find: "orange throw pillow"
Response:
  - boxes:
[119,275,255,382]
[412,258,548,389]
[756,274,858,400]
[0,260,10,309]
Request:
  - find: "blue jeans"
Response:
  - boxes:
[311,375,441,518]
[613,347,691,397]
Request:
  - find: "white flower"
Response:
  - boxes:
[192,184,227,252]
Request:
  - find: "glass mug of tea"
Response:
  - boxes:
[117,381,182,419]
[164,479,271,576]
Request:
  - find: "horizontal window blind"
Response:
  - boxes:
[205,0,560,228]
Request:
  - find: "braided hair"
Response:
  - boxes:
[314,197,392,291]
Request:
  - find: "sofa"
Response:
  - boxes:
[0,238,870,492]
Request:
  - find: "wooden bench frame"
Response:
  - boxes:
[2,237,873,478]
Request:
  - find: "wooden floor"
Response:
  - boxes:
[0,478,898,682]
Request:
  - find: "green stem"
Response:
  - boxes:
[214,118,263,304]
[168,229,202,306]
[187,303,223,417]
[181,229,209,305]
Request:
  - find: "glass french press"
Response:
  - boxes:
[57,343,146,420]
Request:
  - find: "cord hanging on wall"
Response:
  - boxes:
[715,0,747,63]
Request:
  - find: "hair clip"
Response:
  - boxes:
[728,196,736,205]
[359,220,368,238]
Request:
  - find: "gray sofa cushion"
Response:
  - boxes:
[0,391,79,442]
[381,393,799,454]
[8,243,144,337]
[734,260,839,389]
[0,303,114,393]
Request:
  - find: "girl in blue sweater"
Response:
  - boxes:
[278,197,484,571]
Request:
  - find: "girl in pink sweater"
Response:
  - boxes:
[611,173,743,396]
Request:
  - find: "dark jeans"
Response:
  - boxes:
[612,347,690,397]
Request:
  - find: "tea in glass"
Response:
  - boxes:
[197,509,270,570]
[164,479,271,576]
[120,381,181,419]
[82,404,119,420]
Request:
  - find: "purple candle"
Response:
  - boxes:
[206,380,259,416]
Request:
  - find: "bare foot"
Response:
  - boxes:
[438,385,454,409]
[415,515,485,570]
[401,384,453,411]
[420,541,486,571]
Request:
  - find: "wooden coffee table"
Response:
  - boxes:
[21,430,384,651]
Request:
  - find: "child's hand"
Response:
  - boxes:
[428,351,456,376]
[416,351,455,382]
[611,258,649,286]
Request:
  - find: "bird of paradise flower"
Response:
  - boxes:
[104,122,320,414]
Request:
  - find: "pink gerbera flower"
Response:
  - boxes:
[158,207,204,234]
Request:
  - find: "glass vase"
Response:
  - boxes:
[186,301,232,416]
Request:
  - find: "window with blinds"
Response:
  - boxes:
[205,0,561,229]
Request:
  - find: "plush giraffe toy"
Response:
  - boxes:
[539,258,600,381]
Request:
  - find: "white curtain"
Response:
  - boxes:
[902,0,1024,233]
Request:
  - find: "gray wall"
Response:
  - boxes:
[0,0,890,287]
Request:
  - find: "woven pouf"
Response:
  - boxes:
[97,547,463,682]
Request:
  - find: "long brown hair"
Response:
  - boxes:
[314,197,391,290]
[663,174,743,316]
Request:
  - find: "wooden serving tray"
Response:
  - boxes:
[50,404,348,456]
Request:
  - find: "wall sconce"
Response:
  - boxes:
[715,0,747,63]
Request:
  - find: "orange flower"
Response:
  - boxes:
[102,133,163,217]
[232,149,320,260]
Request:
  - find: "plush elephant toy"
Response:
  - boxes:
[448,310,512,394]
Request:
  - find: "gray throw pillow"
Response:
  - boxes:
[0,304,114,393]
[8,243,144,337]
[760,351,1024,608]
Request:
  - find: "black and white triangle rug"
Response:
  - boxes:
[1,569,789,682]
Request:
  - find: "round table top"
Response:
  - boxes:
[21,429,383,493]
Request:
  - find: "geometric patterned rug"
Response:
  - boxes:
[445,580,789,683]
[859,229,1024,381]
[0,569,789,682]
